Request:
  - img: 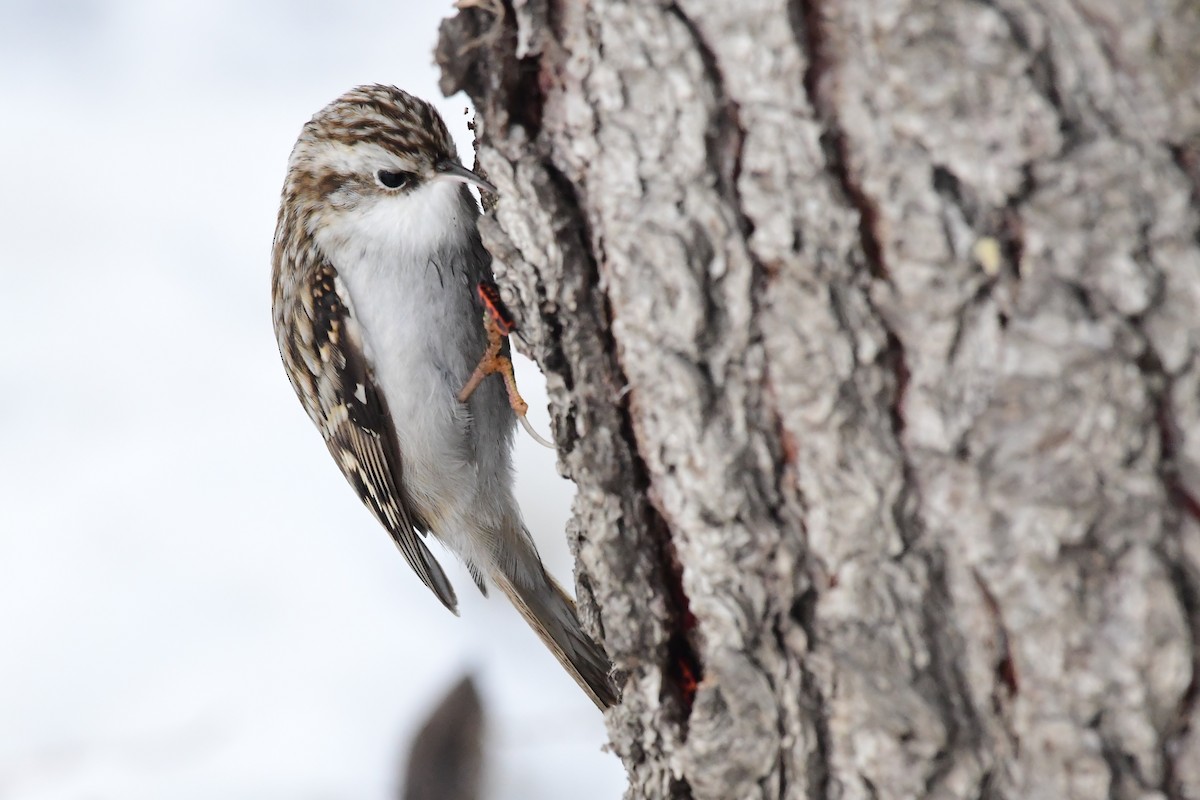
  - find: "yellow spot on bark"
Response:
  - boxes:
[972,237,1002,276]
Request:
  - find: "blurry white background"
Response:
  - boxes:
[0,1,622,798]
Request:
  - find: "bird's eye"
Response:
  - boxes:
[377,170,415,190]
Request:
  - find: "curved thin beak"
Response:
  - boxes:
[434,160,497,195]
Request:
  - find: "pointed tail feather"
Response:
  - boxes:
[491,567,617,709]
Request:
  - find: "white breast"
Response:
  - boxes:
[313,181,504,566]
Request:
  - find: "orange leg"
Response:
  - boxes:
[457,311,529,418]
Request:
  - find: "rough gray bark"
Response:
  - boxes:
[437,1,1200,798]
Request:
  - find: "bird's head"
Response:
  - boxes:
[279,84,494,244]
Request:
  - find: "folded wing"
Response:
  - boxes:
[279,257,458,612]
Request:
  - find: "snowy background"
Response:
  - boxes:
[0,1,622,797]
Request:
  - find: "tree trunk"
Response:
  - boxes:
[436,1,1200,798]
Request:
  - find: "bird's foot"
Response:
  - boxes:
[458,283,554,449]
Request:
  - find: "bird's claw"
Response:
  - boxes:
[458,283,554,450]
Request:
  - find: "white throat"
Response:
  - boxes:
[315,180,475,273]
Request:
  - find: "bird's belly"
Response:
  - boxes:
[339,259,508,568]
[360,291,474,495]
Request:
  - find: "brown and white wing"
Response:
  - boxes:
[277,257,458,613]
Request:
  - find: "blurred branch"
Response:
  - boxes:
[401,675,484,800]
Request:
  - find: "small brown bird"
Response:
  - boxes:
[271,85,615,708]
